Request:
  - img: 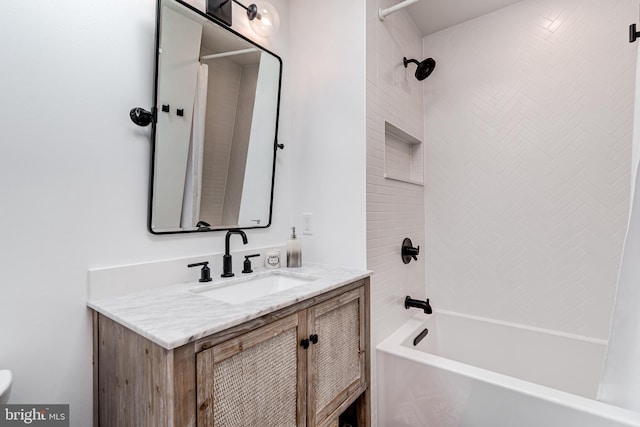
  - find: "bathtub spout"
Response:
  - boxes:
[405,296,432,314]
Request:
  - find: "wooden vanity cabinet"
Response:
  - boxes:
[93,278,370,427]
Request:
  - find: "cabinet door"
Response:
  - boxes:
[307,287,366,426]
[196,313,307,427]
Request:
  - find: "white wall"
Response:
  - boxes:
[288,0,367,270]
[0,1,294,426]
[366,0,426,425]
[423,0,637,339]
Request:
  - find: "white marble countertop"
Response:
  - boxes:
[88,263,371,350]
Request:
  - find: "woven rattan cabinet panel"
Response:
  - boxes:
[307,287,366,427]
[196,313,307,427]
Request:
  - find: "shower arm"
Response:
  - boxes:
[378,0,420,21]
[404,58,420,67]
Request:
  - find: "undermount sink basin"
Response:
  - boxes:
[190,271,319,304]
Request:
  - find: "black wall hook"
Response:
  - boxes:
[129,107,153,127]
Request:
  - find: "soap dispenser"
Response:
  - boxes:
[286,227,302,268]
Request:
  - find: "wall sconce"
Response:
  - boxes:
[207,0,280,37]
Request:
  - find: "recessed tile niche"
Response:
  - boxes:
[383,121,424,185]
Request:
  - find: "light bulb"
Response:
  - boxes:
[248,1,279,37]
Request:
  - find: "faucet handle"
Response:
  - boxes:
[401,238,420,264]
[242,254,260,274]
[188,261,212,282]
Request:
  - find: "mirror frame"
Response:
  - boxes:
[148,0,283,235]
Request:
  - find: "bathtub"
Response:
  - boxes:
[377,311,640,427]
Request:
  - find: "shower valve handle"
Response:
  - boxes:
[401,238,420,264]
[404,246,420,258]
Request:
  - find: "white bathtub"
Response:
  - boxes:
[377,311,640,427]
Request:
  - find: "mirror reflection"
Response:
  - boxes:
[150,0,282,233]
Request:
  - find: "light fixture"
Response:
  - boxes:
[247,1,279,37]
[207,0,280,37]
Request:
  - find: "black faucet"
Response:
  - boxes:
[222,230,248,277]
[405,296,432,314]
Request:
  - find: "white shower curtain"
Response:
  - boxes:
[598,43,640,411]
[181,63,208,229]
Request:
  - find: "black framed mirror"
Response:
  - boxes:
[147,0,282,234]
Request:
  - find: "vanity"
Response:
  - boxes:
[89,265,371,427]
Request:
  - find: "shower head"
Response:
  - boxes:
[403,57,436,81]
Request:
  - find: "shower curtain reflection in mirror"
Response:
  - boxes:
[181,63,208,229]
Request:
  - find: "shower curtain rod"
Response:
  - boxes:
[200,48,258,61]
[378,0,420,21]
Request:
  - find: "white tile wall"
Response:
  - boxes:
[366,0,426,425]
[422,0,637,340]
[201,58,241,225]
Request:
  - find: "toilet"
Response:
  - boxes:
[0,370,12,404]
